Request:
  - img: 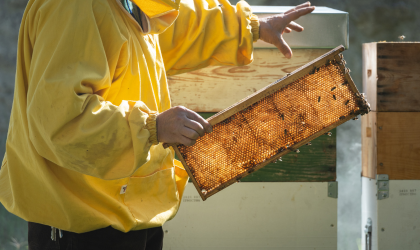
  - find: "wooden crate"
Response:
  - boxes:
[362,112,420,180]
[362,42,420,179]
[362,42,420,112]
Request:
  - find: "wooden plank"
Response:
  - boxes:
[362,42,378,112]
[377,43,420,112]
[196,113,336,182]
[361,111,377,179]
[168,48,330,112]
[362,42,420,112]
[377,112,420,180]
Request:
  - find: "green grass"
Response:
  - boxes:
[0,204,27,250]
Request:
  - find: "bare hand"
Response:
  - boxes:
[156,106,212,146]
[259,2,315,59]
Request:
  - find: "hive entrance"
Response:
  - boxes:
[173,46,370,200]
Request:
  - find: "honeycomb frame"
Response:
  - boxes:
[171,45,370,200]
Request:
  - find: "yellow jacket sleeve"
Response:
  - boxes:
[159,0,259,76]
[26,1,157,180]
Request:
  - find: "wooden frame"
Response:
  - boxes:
[171,45,370,200]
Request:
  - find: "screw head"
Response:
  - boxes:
[379,163,383,166]
[379,126,383,129]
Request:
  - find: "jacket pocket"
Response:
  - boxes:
[123,167,179,229]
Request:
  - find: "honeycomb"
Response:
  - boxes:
[175,47,370,200]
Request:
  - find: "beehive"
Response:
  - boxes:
[172,45,370,200]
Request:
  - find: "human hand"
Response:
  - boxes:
[157,106,212,146]
[259,2,315,59]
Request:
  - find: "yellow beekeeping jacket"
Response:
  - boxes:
[0,0,258,233]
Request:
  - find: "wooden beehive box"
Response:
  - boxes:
[362,42,420,179]
[163,6,349,250]
[361,42,420,250]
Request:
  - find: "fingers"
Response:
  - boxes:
[287,21,304,32]
[274,36,292,59]
[284,2,311,14]
[178,135,196,146]
[185,109,213,133]
[284,6,315,23]
[180,126,200,140]
[282,27,292,34]
[184,119,205,137]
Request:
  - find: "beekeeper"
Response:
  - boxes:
[0,0,314,248]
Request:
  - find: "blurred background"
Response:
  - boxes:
[1,0,419,249]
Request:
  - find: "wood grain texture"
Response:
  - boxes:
[362,43,377,111]
[362,42,420,112]
[377,112,420,180]
[377,43,420,112]
[168,48,330,112]
[196,113,336,182]
[361,111,377,179]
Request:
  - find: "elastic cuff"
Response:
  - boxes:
[145,112,159,145]
[250,14,260,42]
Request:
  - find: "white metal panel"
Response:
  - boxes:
[361,177,378,250]
[163,183,337,250]
[252,6,348,49]
[361,179,420,250]
[377,180,420,250]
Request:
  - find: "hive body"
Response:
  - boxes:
[174,46,370,200]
